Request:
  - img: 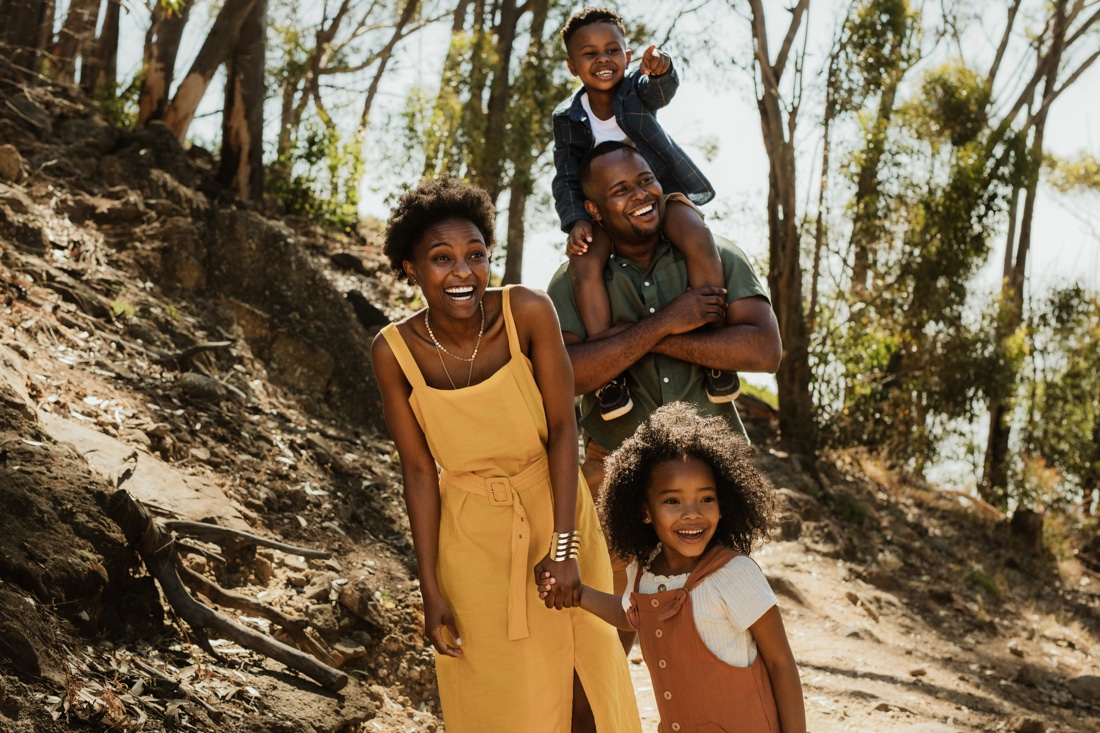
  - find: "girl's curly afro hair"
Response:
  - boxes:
[598,401,776,563]
[383,176,496,281]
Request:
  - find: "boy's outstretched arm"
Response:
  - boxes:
[538,572,632,630]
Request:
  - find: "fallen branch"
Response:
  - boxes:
[107,490,348,692]
[162,520,330,559]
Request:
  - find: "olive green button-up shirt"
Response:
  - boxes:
[547,236,770,452]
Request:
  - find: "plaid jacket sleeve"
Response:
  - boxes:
[618,61,716,206]
[552,99,593,232]
[631,61,680,113]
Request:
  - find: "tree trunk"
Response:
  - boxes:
[982,0,1068,505]
[747,0,815,455]
[162,0,259,142]
[477,0,518,203]
[0,0,51,85]
[502,175,526,285]
[81,0,121,96]
[218,0,267,201]
[137,0,193,125]
[849,79,900,294]
[500,0,550,285]
[52,0,99,84]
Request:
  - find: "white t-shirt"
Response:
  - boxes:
[623,546,777,666]
[580,92,632,146]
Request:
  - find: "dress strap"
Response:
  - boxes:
[501,284,522,359]
[380,322,427,389]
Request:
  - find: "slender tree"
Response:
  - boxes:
[138,0,194,125]
[742,0,815,454]
[162,0,259,142]
[219,0,268,201]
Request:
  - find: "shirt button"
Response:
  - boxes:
[671,724,681,731]
[663,691,672,700]
[655,629,663,638]
[650,599,660,608]
[662,377,669,383]
[658,659,667,669]
[648,307,656,313]
[657,584,667,592]
[644,281,651,286]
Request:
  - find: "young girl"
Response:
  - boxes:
[539,401,806,733]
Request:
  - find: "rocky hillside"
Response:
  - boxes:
[1,79,1098,733]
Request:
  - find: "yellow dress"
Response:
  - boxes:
[380,286,641,733]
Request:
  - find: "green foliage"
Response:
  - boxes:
[266,119,362,231]
[966,566,1003,601]
[814,52,1033,470]
[833,0,920,113]
[1018,286,1100,507]
[111,299,136,319]
[912,63,991,147]
[96,72,143,130]
[1045,153,1100,194]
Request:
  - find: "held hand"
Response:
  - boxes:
[657,286,728,333]
[567,220,594,256]
[534,555,581,610]
[639,45,670,76]
[422,592,463,658]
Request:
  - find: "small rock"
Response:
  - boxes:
[253,555,273,584]
[0,144,25,183]
[281,554,309,571]
[909,667,927,677]
[177,372,228,403]
[339,577,391,631]
[1014,664,1044,688]
[1068,675,1100,703]
[286,571,309,588]
[1008,715,1047,733]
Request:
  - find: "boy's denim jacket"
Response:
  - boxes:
[551,61,716,233]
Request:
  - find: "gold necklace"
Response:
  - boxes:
[424,301,485,389]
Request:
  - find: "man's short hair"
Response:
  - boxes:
[579,140,645,194]
[561,7,626,48]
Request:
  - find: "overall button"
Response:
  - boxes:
[671,724,681,732]
[650,599,660,608]
[657,584,667,592]
[658,659,667,669]
[655,629,663,638]
[663,691,672,700]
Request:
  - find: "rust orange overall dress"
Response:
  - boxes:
[629,545,781,733]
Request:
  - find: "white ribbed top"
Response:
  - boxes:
[623,546,777,666]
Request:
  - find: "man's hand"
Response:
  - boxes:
[568,219,594,256]
[655,286,728,333]
[639,45,671,76]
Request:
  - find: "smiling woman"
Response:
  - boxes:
[369,177,642,733]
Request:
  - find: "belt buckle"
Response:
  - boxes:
[486,478,513,506]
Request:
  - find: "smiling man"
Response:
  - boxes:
[546,140,782,635]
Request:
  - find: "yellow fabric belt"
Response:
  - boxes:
[441,455,549,641]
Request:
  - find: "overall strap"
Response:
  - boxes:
[380,322,427,389]
[684,545,740,593]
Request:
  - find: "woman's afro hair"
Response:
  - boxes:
[383,176,496,281]
[598,401,776,563]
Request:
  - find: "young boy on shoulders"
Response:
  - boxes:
[551,6,740,422]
